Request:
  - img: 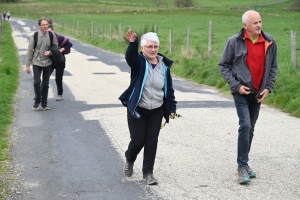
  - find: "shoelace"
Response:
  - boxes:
[238,167,248,174]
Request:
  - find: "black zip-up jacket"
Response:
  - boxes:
[55,33,73,53]
[119,37,177,123]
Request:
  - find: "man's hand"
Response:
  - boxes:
[25,66,31,74]
[59,48,65,53]
[257,89,269,102]
[44,51,51,56]
[239,85,251,95]
[126,29,137,43]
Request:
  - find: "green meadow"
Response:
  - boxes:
[0,20,20,199]
[0,0,299,197]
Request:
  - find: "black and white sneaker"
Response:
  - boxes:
[56,95,63,101]
[42,106,50,111]
[123,160,134,177]
[143,173,158,185]
[32,102,40,110]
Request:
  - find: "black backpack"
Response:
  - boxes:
[33,31,64,66]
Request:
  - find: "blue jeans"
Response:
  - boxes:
[233,92,261,168]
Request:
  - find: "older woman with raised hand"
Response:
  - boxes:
[119,30,177,185]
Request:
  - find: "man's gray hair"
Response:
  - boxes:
[140,32,159,47]
[242,10,259,25]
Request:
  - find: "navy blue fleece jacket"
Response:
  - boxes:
[119,37,177,123]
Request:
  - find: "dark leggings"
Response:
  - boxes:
[125,106,164,175]
[50,61,65,95]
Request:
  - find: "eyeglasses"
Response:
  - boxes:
[40,24,49,27]
[144,45,159,50]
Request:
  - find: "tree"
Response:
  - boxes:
[174,0,194,7]
[153,0,165,6]
[0,0,21,2]
[293,0,300,10]
[174,0,181,7]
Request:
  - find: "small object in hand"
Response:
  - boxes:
[170,113,182,119]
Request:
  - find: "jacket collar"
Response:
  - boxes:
[237,28,273,42]
[38,30,49,37]
[139,52,174,68]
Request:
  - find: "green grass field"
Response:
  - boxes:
[0,20,20,199]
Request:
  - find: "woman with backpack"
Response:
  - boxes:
[48,25,73,101]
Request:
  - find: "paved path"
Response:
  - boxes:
[10,18,300,200]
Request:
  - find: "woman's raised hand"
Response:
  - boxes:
[127,29,137,42]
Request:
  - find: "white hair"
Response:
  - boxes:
[140,32,159,47]
[242,10,259,25]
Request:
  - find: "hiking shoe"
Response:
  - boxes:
[237,166,250,184]
[123,160,134,177]
[42,106,50,111]
[32,102,40,110]
[56,95,63,101]
[236,166,256,178]
[143,173,158,185]
[245,166,256,178]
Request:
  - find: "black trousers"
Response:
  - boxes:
[50,61,65,95]
[125,106,164,175]
[33,65,51,107]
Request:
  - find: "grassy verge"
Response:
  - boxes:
[0,20,20,198]
[46,4,300,117]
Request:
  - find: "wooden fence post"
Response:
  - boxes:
[73,19,75,32]
[0,18,2,41]
[169,29,172,53]
[86,22,88,36]
[110,24,112,40]
[208,20,212,57]
[91,22,94,37]
[77,21,79,34]
[187,26,190,56]
[291,30,297,68]
[96,25,99,37]
[102,24,104,39]
[119,23,122,42]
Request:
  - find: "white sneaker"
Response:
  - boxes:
[56,95,63,101]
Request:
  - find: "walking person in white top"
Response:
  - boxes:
[6,11,10,20]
